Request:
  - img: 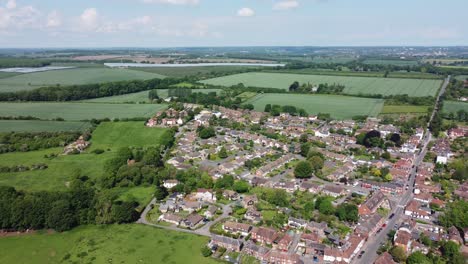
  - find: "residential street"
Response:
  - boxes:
[354,76,450,264]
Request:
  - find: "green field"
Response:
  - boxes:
[442,100,468,114]
[455,75,468,81]
[0,122,170,191]
[201,72,442,97]
[0,102,166,120]
[0,72,20,79]
[133,65,259,78]
[381,105,429,114]
[82,88,222,103]
[246,93,384,119]
[362,59,419,66]
[0,120,91,132]
[0,224,215,264]
[0,68,165,92]
[89,121,170,150]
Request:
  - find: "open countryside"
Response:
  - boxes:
[0,224,215,264]
[0,68,165,92]
[442,100,468,114]
[246,93,384,119]
[0,102,166,120]
[0,120,91,132]
[201,72,443,97]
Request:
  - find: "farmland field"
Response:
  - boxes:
[0,120,91,132]
[362,59,419,66]
[0,224,215,264]
[246,93,384,119]
[0,68,165,92]
[82,88,222,103]
[201,72,442,97]
[442,100,468,114]
[381,105,429,114]
[133,65,259,78]
[455,75,468,81]
[0,102,166,120]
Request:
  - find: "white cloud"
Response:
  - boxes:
[46,10,61,28]
[273,0,299,10]
[142,0,199,5]
[80,8,98,30]
[6,0,16,9]
[237,7,255,17]
[0,4,41,29]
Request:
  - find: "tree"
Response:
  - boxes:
[309,156,324,172]
[142,147,162,166]
[214,175,234,189]
[264,104,272,112]
[201,246,212,257]
[441,241,460,260]
[300,143,310,157]
[154,186,168,201]
[300,134,309,143]
[218,147,228,159]
[407,252,431,264]
[294,161,313,179]
[289,81,300,92]
[46,200,77,232]
[318,198,334,215]
[198,126,216,139]
[233,181,250,193]
[111,201,138,223]
[148,89,159,100]
[390,246,406,263]
[336,203,358,222]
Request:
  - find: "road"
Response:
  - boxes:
[354,75,450,264]
[137,198,233,237]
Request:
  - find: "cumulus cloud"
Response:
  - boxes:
[273,0,299,10]
[142,0,199,5]
[6,0,16,9]
[80,8,99,30]
[0,4,41,29]
[46,10,61,28]
[237,7,255,17]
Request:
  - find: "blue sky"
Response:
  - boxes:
[0,0,466,47]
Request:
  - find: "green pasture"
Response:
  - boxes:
[133,65,259,78]
[0,224,215,264]
[201,72,442,97]
[0,102,166,120]
[0,68,165,92]
[381,105,429,114]
[0,120,91,132]
[246,93,384,119]
[442,100,468,114]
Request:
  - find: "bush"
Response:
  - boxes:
[201,246,212,257]
[92,149,105,154]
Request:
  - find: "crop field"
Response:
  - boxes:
[89,121,170,150]
[0,68,165,92]
[442,100,468,114]
[0,224,215,264]
[0,102,166,120]
[362,59,419,66]
[0,120,91,132]
[381,105,429,114]
[82,88,222,103]
[455,75,468,81]
[201,72,442,97]
[133,65,260,78]
[246,93,384,119]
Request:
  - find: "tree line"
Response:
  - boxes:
[0,131,84,154]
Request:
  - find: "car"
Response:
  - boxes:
[389,213,395,219]
[377,228,383,233]
[382,223,387,228]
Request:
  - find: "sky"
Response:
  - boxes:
[0,0,467,48]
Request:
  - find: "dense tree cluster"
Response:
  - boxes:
[0,131,82,153]
[264,104,308,116]
[197,126,216,139]
[0,57,51,68]
[356,130,384,148]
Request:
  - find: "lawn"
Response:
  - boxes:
[89,121,170,150]
[0,120,92,132]
[0,68,165,92]
[381,105,429,114]
[82,88,222,103]
[201,72,442,97]
[112,186,154,210]
[0,224,216,264]
[245,93,384,119]
[0,102,166,120]
[442,100,468,114]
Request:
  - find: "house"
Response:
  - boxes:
[242,195,258,208]
[223,221,252,237]
[182,213,204,229]
[244,208,262,223]
[448,226,463,245]
[447,128,466,139]
[288,217,308,229]
[306,221,328,238]
[404,200,430,220]
[204,205,218,219]
[374,252,396,264]
[242,241,269,261]
[299,181,322,193]
[159,213,182,225]
[180,201,202,213]
[358,191,388,215]
[264,251,303,264]
[251,227,279,245]
[276,235,293,251]
[454,182,468,200]
[210,235,243,252]
[163,179,179,189]
[193,188,216,202]
[355,214,384,237]
[63,136,90,154]
[222,190,239,201]
[322,185,345,197]
[393,229,412,252]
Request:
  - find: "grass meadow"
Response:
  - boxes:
[442,100,468,114]
[133,65,260,78]
[201,72,442,97]
[0,68,165,92]
[0,120,92,132]
[381,105,429,114]
[0,122,170,191]
[0,102,166,120]
[246,93,384,119]
[0,224,215,264]
[362,59,419,66]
